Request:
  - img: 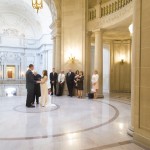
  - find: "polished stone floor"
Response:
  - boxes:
[0,94,145,150]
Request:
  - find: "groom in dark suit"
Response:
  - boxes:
[26,64,36,107]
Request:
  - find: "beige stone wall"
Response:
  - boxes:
[110,40,131,93]
[133,0,150,148]
[61,0,86,73]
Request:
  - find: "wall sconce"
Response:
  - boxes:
[120,59,124,64]
[120,54,125,64]
[69,54,75,63]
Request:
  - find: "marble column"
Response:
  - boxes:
[52,37,56,68]
[85,32,92,93]
[55,34,61,72]
[127,38,134,136]
[50,20,61,72]
[4,65,6,80]
[94,30,104,98]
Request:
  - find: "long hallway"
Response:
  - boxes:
[0,94,145,150]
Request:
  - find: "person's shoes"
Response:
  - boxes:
[51,93,53,95]
[31,104,35,107]
[36,102,39,104]
[26,105,30,108]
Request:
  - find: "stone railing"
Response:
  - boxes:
[88,8,96,21]
[0,79,26,84]
[101,0,132,17]
[88,0,133,21]
[0,34,52,49]
[88,0,133,31]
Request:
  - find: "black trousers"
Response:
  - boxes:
[57,82,64,96]
[26,89,34,107]
[51,82,57,95]
[33,93,39,103]
[67,83,74,96]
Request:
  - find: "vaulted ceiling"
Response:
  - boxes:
[0,0,52,39]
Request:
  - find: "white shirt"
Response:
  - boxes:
[91,74,99,84]
[58,73,65,83]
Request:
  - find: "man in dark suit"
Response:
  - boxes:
[26,64,35,107]
[33,71,41,104]
[50,68,58,95]
[66,69,75,97]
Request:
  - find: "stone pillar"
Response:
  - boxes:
[52,37,56,68]
[2,65,4,79]
[85,32,92,94]
[55,34,61,72]
[127,38,134,136]
[50,20,61,72]
[4,65,6,80]
[94,30,104,98]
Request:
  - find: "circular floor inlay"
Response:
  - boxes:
[0,98,119,140]
[14,104,58,113]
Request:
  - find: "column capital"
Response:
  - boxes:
[94,29,104,35]
[50,19,61,38]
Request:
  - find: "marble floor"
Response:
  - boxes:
[0,94,146,150]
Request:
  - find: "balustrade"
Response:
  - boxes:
[88,0,132,21]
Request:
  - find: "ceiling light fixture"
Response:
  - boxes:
[32,0,43,13]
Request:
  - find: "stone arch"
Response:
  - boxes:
[45,0,61,21]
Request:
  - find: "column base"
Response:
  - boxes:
[127,124,134,137]
[98,94,104,98]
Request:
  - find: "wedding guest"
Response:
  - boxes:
[57,71,65,96]
[37,70,48,107]
[74,70,80,96]
[91,70,99,99]
[50,68,58,95]
[66,69,75,97]
[33,71,41,104]
[77,71,84,98]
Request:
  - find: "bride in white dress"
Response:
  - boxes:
[37,70,48,107]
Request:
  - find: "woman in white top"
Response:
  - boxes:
[37,70,48,107]
[91,70,99,99]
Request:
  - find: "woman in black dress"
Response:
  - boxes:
[77,71,84,98]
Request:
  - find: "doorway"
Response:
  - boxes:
[6,65,15,79]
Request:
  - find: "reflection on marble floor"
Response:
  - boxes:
[0,94,145,150]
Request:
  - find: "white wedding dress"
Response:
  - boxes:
[40,76,48,107]
[39,76,56,109]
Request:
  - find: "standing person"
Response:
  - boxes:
[26,64,35,107]
[66,69,75,97]
[57,71,65,96]
[33,71,41,104]
[74,70,80,96]
[37,70,48,107]
[91,70,99,99]
[77,71,84,98]
[50,68,58,95]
